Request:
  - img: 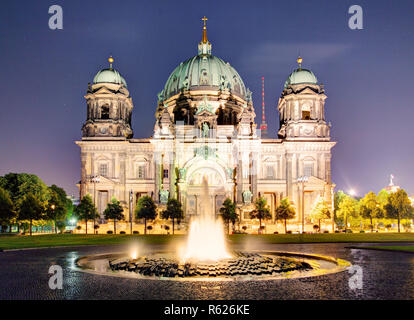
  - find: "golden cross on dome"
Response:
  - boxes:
[201,16,208,43]
[108,56,114,69]
[297,56,303,69]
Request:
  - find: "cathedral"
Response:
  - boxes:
[76,19,336,233]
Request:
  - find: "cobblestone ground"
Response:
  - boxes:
[1,242,414,300]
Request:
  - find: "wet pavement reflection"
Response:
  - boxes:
[1,242,414,299]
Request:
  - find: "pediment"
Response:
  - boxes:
[195,109,216,117]
[305,176,327,185]
[297,87,318,95]
[93,87,116,95]
[93,175,115,184]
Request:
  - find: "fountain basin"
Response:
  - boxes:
[76,250,350,281]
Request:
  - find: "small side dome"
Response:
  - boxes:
[93,56,127,87]
[284,57,318,88]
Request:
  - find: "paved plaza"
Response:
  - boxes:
[1,242,413,300]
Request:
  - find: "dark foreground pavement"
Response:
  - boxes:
[1,242,414,300]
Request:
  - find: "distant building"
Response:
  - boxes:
[384,174,400,193]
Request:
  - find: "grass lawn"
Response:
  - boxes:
[2,233,414,251]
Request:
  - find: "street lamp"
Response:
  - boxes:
[129,190,133,235]
[297,176,309,234]
[348,189,356,197]
[51,204,56,234]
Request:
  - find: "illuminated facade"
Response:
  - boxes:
[76,20,336,232]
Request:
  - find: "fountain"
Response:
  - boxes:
[76,176,350,280]
[180,177,231,262]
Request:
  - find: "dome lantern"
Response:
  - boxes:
[284,57,318,89]
[93,56,127,87]
[198,16,212,56]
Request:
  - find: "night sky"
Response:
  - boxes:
[1,0,413,198]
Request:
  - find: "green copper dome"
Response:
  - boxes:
[93,68,127,87]
[161,45,247,101]
[284,68,318,88]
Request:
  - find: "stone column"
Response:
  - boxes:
[286,154,293,199]
[154,164,160,203]
[169,154,176,199]
[80,152,87,199]
[236,156,243,204]
[120,153,126,203]
[325,154,332,184]
[251,152,258,200]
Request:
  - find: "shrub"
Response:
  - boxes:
[286,230,292,234]
[323,230,329,233]
[120,231,126,234]
[107,230,113,234]
[273,231,279,234]
[133,231,139,234]
[359,230,365,233]
[76,226,81,230]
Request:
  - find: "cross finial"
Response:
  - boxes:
[297,56,303,70]
[108,56,114,69]
[201,16,208,43]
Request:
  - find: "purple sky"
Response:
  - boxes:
[1,0,413,198]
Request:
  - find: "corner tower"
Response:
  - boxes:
[277,57,330,141]
[82,57,134,139]
[277,57,336,232]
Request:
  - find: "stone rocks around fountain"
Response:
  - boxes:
[107,252,313,279]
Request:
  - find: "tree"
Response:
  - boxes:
[310,197,331,232]
[0,173,50,204]
[161,198,183,235]
[0,187,16,232]
[275,198,296,233]
[249,197,271,231]
[359,191,384,231]
[385,189,414,233]
[0,173,55,232]
[74,195,98,235]
[56,220,66,234]
[19,193,44,236]
[46,188,66,233]
[334,190,347,225]
[219,198,238,234]
[337,196,358,229]
[135,196,157,235]
[104,198,125,234]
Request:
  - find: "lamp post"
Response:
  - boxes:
[51,204,56,234]
[297,176,309,234]
[129,190,133,235]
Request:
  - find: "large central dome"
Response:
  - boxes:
[162,55,247,101]
[160,22,247,102]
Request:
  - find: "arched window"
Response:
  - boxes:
[302,104,311,120]
[101,105,110,119]
[99,163,108,177]
[200,69,209,85]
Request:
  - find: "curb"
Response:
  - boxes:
[346,246,414,254]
